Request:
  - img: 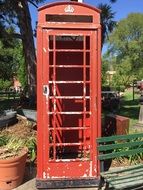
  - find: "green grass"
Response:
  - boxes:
[102,89,141,133]
[116,89,140,132]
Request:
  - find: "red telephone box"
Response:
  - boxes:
[36,1,101,189]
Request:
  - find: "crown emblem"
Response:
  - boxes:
[64,5,74,13]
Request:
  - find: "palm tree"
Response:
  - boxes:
[98,3,116,49]
[109,0,117,2]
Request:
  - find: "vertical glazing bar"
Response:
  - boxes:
[37,27,45,177]
[97,28,102,176]
[88,35,92,160]
[91,31,98,173]
[43,31,50,168]
[53,35,56,160]
[83,35,86,158]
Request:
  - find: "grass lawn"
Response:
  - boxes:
[114,88,141,133]
[102,88,141,133]
[118,89,140,125]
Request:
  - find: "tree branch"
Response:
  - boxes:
[12,33,22,39]
[1,31,22,40]
[28,0,38,8]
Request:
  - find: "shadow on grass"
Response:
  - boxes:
[117,106,139,120]
[122,98,139,106]
[117,99,140,121]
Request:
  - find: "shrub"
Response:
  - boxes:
[0,79,12,91]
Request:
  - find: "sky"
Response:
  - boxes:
[30,0,143,26]
[30,0,143,52]
[86,0,143,21]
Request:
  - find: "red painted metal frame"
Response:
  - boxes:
[37,0,101,185]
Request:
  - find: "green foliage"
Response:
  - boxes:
[0,136,27,159]
[107,13,143,87]
[0,40,14,80]
[0,27,27,89]
[102,55,109,86]
[114,137,143,165]
[0,135,8,146]
[26,136,37,162]
[0,79,11,90]
[15,44,27,88]
[5,137,26,152]
[0,33,25,83]
[128,138,143,164]
[0,134,36,161]
[0,0,40,96]
[116,86,125,92]
[111,58,134,87]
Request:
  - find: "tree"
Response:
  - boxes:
[14,42,27,88]
[101,53,110,86]
[98,3,116,48]
[107,13,143,87]
[0,34,24,81]
[111,58,133,88]
[109,0,117,2]
[0,0,45,98]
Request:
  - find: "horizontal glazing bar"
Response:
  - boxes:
[49,49,90,52]
[49,65,90,68]
[49,158,90,162]
[48,111,91,115]
[49,127,91,130]
[49,81,90,84]
[49,142,84,146]
[49,96,90,99]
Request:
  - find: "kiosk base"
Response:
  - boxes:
[36,177,100,189]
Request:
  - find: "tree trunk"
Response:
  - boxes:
[15,0,36,98]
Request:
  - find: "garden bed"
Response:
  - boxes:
[0,116,36,163]
[0,117,36,141]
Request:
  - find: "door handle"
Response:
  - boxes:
[43,85,49,96]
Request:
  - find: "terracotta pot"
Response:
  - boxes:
[0,148,28,190]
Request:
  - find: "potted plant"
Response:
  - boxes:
[0,135,28,190]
